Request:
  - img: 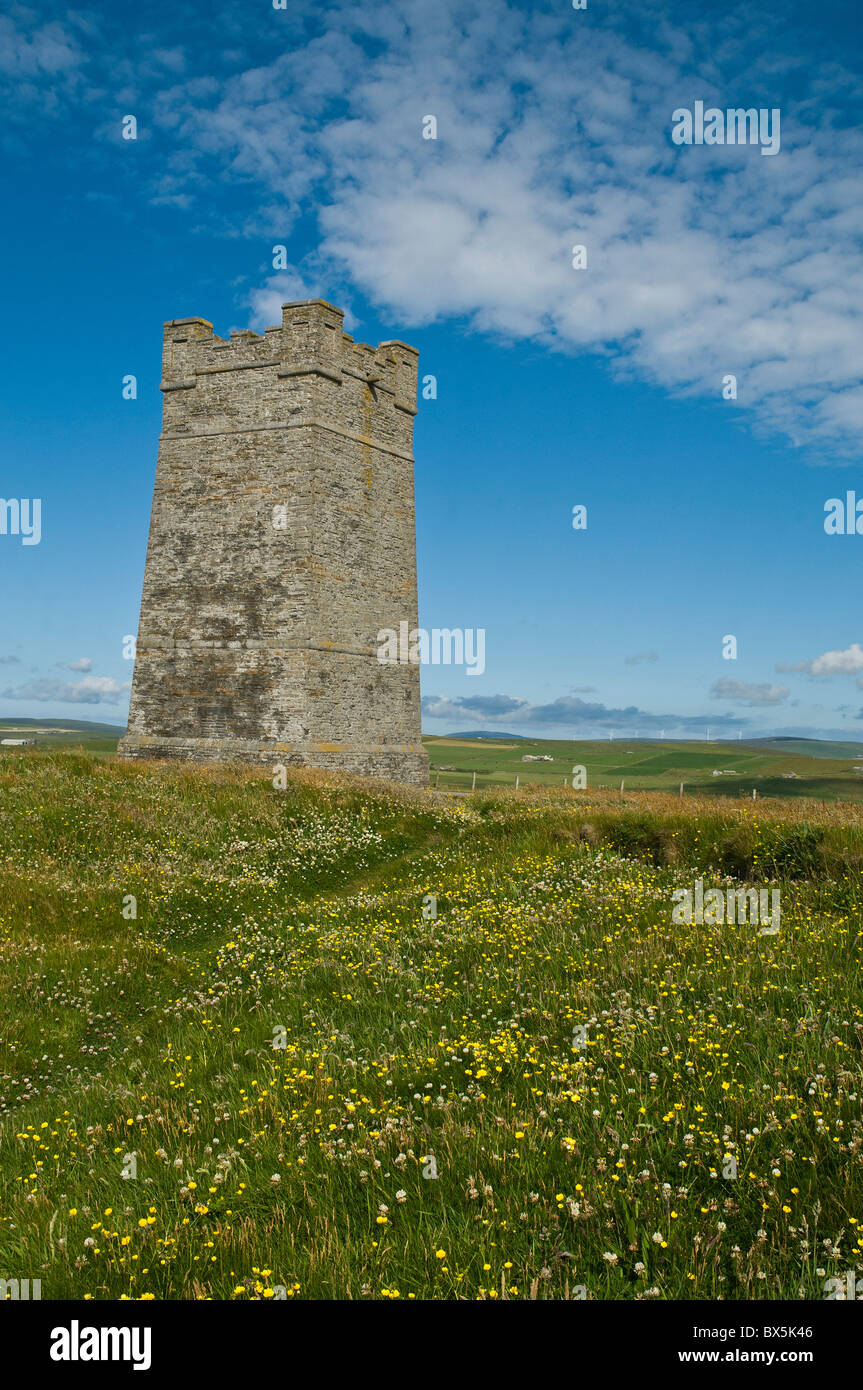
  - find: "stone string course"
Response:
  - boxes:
[118,299,429,786]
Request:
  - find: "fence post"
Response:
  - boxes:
[679,782,684,798]
[620,779,624,794]
[434,770,439,787]
[752,787,757,800]
[515,774,519,789]
[471,771,476,792]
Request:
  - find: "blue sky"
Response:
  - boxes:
[2,0,863,739]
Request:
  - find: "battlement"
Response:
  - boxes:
[161,300,418,415]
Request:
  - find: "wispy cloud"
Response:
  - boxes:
[624,651,659,666]
[710,678,789,706]
[0,14,85,79]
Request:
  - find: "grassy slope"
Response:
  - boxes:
[1,753,861,1301]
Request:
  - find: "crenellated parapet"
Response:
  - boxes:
[158,300,418,455]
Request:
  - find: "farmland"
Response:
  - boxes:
[425,735,863,801]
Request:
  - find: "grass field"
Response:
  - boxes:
[1,752,861,1300]
[425,735,863,802]
[0,720,124,758]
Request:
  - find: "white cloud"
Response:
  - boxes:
[778,642,863,676]
[248,270,360,334]
[62,658,93,672]
[7,0,863,454]
[139,0,863,455]
[1,675,131,705]
[810,644,863,676]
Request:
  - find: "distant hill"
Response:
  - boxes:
[0,717,126,736]
[438,731,530,741]
[741,737,863,761]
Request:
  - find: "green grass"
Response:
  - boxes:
[1,753,861,1301]
[424,735,863,802]
[0,720,124,758]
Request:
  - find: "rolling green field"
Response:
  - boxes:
[425,735,863,802]
[0,720,124,757]
[1,752,861,1301]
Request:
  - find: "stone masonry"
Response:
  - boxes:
[118,299,429,786]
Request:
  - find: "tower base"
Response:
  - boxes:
[116,735,429,787]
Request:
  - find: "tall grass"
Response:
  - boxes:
[1,754,861,1300]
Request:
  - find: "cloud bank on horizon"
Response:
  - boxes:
[0,674,130,706]
[422,691,742,734]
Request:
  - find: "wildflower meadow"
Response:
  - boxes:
[1,752,861,1301]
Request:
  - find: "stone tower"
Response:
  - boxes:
[118,299,428,786]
